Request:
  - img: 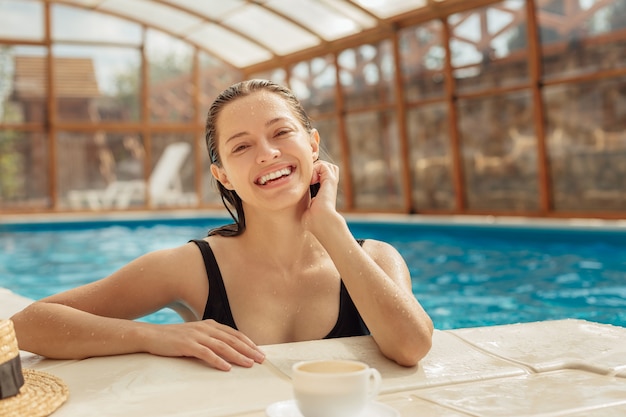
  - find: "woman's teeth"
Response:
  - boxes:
[258,167,292,185]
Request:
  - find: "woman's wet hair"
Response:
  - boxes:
[205,79,313,237]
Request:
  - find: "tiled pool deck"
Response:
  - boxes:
[3,288,626,417]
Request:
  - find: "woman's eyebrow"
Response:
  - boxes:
[266,117,290,127]
[265,116,295,127]
[225,131,248,144]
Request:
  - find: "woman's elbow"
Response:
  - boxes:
[10,305,31,331]
[384,324,434,367]
[395,339,433,367]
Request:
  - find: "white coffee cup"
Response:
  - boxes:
[291,359,382,417]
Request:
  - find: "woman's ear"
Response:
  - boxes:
[210,164,234,190]
[310,129,320,161]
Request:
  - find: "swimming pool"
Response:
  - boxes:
[1,215,625,329]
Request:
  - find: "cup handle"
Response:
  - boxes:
[367,368,382,400]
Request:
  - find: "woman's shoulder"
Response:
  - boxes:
[359,238,404,262]
[134,240,206,272]
[359,238,395,251]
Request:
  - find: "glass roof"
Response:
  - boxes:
[50,0,446,69]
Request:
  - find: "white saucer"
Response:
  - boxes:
[265,400,399,417]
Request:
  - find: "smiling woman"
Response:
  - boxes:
[8,79,434,371]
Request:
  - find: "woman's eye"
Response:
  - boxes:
[233,144,248,153]
[276,129,291,137]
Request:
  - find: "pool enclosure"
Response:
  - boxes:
[1,0,625,218]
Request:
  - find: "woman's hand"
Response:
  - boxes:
[142,320,265,371]
[302,160,344,237]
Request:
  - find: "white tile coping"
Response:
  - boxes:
[3,287,626,416]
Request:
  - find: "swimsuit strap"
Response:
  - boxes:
[324,239,370,339]
[189,239,238,329]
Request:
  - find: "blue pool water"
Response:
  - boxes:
[1,216,625,330]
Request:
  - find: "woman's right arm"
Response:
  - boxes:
[10,243,264,371]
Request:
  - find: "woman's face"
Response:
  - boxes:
[210,91,319,210]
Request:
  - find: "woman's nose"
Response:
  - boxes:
[256,141,281,163]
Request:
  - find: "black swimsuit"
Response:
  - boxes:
[190,239,369,339]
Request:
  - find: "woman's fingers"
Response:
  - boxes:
[151,320,265,371]
[191,321,265,369]
[201,320,265,363]
[311,160,339,186]
[303,161,342,235]
[310,161,339,203]
[189,343,234,371]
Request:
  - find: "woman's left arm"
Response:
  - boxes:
[304,161,433,366]
[316,219,433,366]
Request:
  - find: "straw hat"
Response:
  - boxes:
[0,319,69,417]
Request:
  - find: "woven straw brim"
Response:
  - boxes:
[0,368,69,417]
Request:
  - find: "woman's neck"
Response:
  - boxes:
[239,203,320,268]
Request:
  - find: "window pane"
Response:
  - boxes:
[0,0,44,40]
[146,30,194,123]
[202,135,222,207]
[150,135,197,208]
[269,0,368,41]
[188,23,272,69]
[458,91,540,211]
[222,3,320,55]
[52,45,141,122]
[353,0,426,18]
[450,1,529,94]
[408,103,455,210]
[346,111,403,209]
[63,133,198,209]
[313,117,346,210]
[3,47,49,124]
[61,131,144,210]
[400,21,446,102]
[198,52,241,123]
[544,76,626,211]
[52,4,142,44]
[0,130,49,209]
[339,40,396,110]
[250,68,287,86]
[540,0,626,80]
[291,55,337,117]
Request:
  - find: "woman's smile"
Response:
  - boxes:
[255,165,295,186]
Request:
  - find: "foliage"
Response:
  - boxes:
[0,133,24,201]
